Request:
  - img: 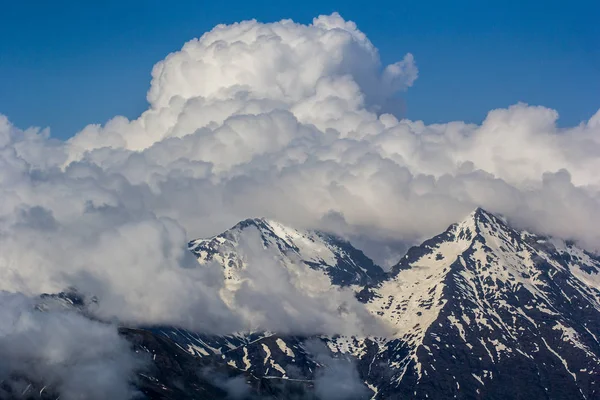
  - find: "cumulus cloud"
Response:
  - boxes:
[68,13,417,155]
[0,11,599,346]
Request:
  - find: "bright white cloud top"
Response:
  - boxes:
[0,13,599,336]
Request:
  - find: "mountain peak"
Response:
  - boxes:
[389,208,496,275]
[232,217,269,229]
[460,207,506,229]
[189,218,385,287]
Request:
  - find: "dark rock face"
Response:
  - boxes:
[119,328,314,400]
[8,209,600,399]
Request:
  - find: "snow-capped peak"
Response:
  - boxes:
[188,217,385,287]
[358,207,600,391]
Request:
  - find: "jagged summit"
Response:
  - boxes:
[360,206,600,399]
[188,217,385,287]
[227,217,274,234]
[390,207,501,275]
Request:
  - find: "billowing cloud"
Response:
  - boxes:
[68,13,418,155]
[0,11,599,346]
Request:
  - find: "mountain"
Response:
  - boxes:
[12,209,600,399]
[188,217,386,287]
[175,208,600,399]
[359,208,600,399]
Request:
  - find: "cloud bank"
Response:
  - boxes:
[0,292,142,399]
[1,10,599,325]
[0,13,599,396]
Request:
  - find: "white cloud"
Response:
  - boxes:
[0,12,599,343]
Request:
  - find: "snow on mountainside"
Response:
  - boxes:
[17,209,600,399]
[188,217,386,287]
[175,208,600,400]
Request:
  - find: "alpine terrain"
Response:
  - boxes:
[10,208,600,399]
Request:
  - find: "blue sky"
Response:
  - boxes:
[1,0,598,139]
